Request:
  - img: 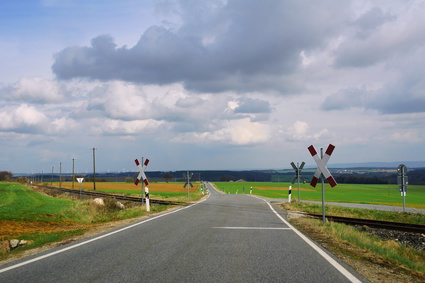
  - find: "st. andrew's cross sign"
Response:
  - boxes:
[308,144,337,188]
[135,158,149,186]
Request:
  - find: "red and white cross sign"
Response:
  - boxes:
[134,158,149,186]
[308,144,337,188]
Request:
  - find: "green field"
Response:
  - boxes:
[0,182,74,222]
[213,182,425,209]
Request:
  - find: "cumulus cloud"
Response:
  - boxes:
[0,77,64,103]
[0,104,48,133]
[234,97,271,114]
[322,75,425,114]
[334,5,425,68]
[285,121,329,142]
[173,118,271,145]
[52,0,349,93]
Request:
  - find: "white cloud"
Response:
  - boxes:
[285,121,329,142]
[2,0,425,172]
[0,77,64,103]
[0,104,48,132]
[173,118,271,145]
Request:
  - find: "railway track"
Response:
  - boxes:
[307,213,425,234]
[35,185,187,206]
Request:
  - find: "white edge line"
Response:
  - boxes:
[214,227,291,230]
[0,195,209,274]
[261,198,362,283]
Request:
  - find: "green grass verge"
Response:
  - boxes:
[213,181,425,208]
[284,202,425,276]
[0,182,186,260]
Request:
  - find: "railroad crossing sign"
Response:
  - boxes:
[290,162,305,184]
[308,144,337,188]
[134,158,149,186]
[397,164,408,212]
[397,164,408,193]
[183,170,193,188]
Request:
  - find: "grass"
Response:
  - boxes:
[0,182,203,259]
[287,201,425,225]
[283,202,425,278]
[0,182,74,222]
[213,181,425,209]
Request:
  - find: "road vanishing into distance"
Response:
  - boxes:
[0,183,366,282]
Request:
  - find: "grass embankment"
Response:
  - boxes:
[0,182,203,259]
[282,202,425,281]
[214,181,425,209]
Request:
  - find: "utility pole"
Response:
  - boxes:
[59,162,62,188]
[51,165,54,185]
[72,158,75,189]
[91,148,97,190]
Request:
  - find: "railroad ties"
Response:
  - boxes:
[35,185,187,206]
[307,213,425,234]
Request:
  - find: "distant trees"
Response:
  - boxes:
[0,171,13,181]
[162,173,174,183]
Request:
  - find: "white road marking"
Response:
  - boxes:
[214,227,291,230]
[260,197,362,283]
[0,195,209,274]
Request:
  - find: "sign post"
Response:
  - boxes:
[77,178,84,200]
[290,161,305,203]
[397,164,408,212]
[183,170,193,199]
[135,158,150,210]
[308,144,337,224]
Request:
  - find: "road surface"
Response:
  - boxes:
[0,183,366,282]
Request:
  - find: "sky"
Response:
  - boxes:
[1,0,425,174]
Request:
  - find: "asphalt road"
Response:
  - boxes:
[0,183,366,282]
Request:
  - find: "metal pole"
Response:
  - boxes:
[402,171,406,212]
[141,157,145,206]
[297,162,301,203]
[321,148,326,225]
[59,162,62,188]
[72,158,75,189]
[92,148,96,190]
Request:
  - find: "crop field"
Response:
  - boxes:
[213,182,425,209]
[58,182,200,198]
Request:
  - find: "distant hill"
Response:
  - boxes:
[327,161,425,169]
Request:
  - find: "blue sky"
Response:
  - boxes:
[1,0,424,174]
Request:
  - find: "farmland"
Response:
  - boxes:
[213,181,425,209]
[58,181,200,200]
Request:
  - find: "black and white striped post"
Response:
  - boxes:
[145,186,150,212]
[288,186,292,203]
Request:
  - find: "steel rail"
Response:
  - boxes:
[307,213,425,234]
[34,185,187,206]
